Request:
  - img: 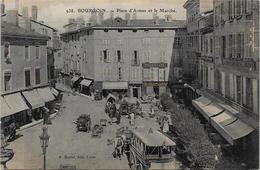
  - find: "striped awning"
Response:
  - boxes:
[2,93,29,117]
[22,89,45,109]
[1,96,13,118]
[36,87,55,102]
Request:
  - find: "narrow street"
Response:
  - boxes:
[7,92,160,169]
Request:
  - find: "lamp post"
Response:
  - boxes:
[39,125,50,170]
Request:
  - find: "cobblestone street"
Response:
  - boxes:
[7,91,161,169]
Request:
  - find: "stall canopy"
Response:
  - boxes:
[37,87,55,102]
[71,76,80,82]
[103,82,128,90]
[2,93,29,117]
[50,87,59,97]
[80,79,93,87]
[22,89,45,109]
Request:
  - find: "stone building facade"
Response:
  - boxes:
[61,15,185,98]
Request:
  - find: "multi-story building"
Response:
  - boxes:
[2,5,60,86]
[1,10,56,129]
[191,0,259,167]
[183,0,213,81]
[199,11,214,90]
[60,14,185,97]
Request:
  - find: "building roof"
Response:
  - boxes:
[1,21,50,39]
[61,17,186,35]
[2,13,58,32]
[30,19,58,32]
[95,18,186,28]
[132,128,176,146]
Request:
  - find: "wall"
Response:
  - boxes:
[1,42,48,95]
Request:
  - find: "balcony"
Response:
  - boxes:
[131,59,140,66]
[222,58,257,71]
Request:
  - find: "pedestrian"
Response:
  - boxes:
[116,111,121,125]
[163,119,169,133]
[130,112,135,126]
[114,136,123,160]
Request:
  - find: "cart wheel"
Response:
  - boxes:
[136,160,144,170]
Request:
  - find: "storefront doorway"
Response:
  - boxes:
[133,88,139,98]
[153,86,159,96]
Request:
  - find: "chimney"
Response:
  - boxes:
[97,11,104,24]
[89,11,97,25]
[125,13,130,25]
[132,12,137,20]
[31,5,37,20]
[24,17,31,31]
[165,14,172,22]
[76,16,85,29]
[110,11,114,20]
[6,10,18,26]
[1,0,5,14]
[152,13,157,20]
[22,7,28,17]
[154,15,159,25]
[68,18,75,24]
[15,0,19,11]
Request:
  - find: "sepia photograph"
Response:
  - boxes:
[0,0,259,169]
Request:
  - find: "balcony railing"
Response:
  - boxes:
[222,58,257,71]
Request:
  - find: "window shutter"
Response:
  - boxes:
[107,50,110,62]
[241,32,244,58]
[121,51,124,62]
[114,50,117,62]
[232,33,236,58]
[100,50,103,62]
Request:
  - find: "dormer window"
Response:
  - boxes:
[132,29,137,33]
[104,29,108,32]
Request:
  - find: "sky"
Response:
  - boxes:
[4,0,187,32]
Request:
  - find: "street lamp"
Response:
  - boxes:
[184,83,195,91]
[39,126,50,170]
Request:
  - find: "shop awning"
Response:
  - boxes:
[80,79,92,87]
[71,76,80,82]
[37,87,55,102]
[192,96,223,120]
[50,87,59,97]
[103,82,128,90]
[1,96,13,118]
[3,93,29,116]
[22,89,45,109]
[211,113,254,145]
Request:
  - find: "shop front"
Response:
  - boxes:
[37,87,56,114]
[22,89,45,120]
[102,81,128,97]
[129,84,142,98]
[142,81,167,97]
[1,93,30,128]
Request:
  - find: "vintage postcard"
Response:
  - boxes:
[0,0,259,169]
